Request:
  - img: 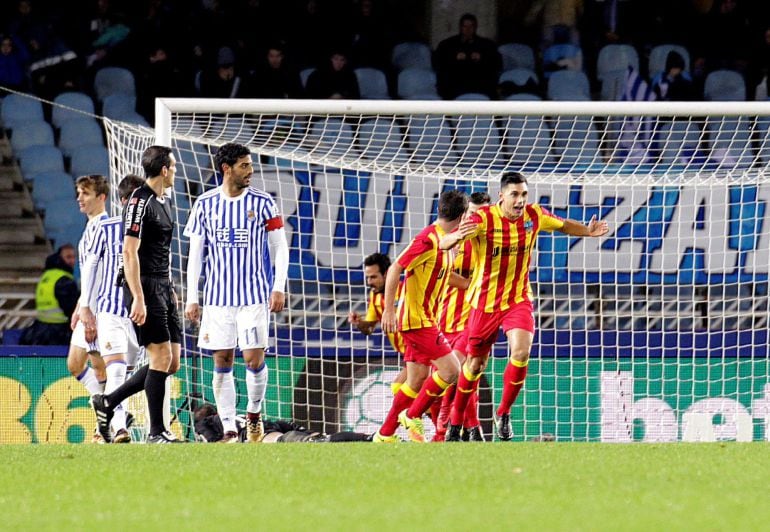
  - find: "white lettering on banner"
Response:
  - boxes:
[600,371,766,442]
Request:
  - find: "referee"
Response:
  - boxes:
[93,145,183,443]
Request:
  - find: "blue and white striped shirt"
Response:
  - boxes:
[79,213,108,309]
[184,187,282,307]
[86,215,129,318]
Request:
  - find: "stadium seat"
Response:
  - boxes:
[455,93,490,101]
[655,120,704,168]
[114,112,150,127]
[405,115,456,167]
[358,117,407,163]
[1,94,44,130]
[547,70,591,100]
[706,116,753,169]
[499,68,539,87]
[757,117,770,166]
[597,44,639,82]
[648,44,691,79]
[502,115,553,171]
[307,118,357,157]
[703,70,746,101]
[498,43,536,71]
[101,93,137,121]
[391,42,432,71]
[10,120,54,152]
[299,68,315,89]
[29,171,74,210]
[69,144,110,177]
[58,118,104,157]
[542,43,583,80]
[52,92,95,129]
[93,66,136,101]
[18,145,65,178]
[354,67,390,99]
[397,68,438,99]
[505,93,542,101]
[453,115,502,168]
[43,198,85,247]
[551,116,601,168]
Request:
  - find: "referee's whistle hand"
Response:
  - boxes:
[130,300,146,325]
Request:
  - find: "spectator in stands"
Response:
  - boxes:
[20,244,79,346]
[434,13,501,100]
[346,0,390,70]
[524,0,584,49]
[692,0,751,74]
[652,50,697,101]
[542,24,583,78]
[250,42,303,99]
[0,34,30,91]
[305,48,360,99]
[748,24,770,100]
[137,43,188,123]
[196,45,248,98]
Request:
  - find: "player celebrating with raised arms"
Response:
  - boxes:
[441,172,609,441]
[184,143,289,443]
[373,190,468,443]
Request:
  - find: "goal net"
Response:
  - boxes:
[105,99,770,442]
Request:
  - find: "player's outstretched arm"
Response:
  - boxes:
[560,215,609,238]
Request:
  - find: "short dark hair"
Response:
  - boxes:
[437,190,468,221]
[75,174,109,197]
[460,13,477,25]
[363,252,391,275]
[118,174,145,201]
[500,171,528,189]
[470,191,491,205]
[214,143,251,174]
[141,145,173,178]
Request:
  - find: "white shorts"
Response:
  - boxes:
[97,312,141,366]
[198,304,270,350]
[71,320,100,353]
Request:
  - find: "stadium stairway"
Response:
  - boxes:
[0,129,50,335]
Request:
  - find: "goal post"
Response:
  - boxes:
[104,98,770,442]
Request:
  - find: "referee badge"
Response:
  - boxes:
[247,210,255,220]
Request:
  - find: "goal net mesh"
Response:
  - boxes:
[105,100,770,442]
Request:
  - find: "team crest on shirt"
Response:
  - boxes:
[524,220,534,232]
[247,210,255,220]
[105,342,112,350]
[203,333,209,343]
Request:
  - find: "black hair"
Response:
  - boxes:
[470,191,491,205]
[437,190,468,221]
[460,13,477,25]
[500,171,528,189]
[141,145,173,178]
[364,252,391,275]
[214,143,251,174]
[118,174,146,201]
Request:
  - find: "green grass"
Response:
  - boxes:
[2,443,769,531]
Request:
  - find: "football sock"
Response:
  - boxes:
[144,369,168,436]
[450,362,482,426]
[76,367,103,397]
[407,371,450,419]
[106,364,149,407]
[497,359,528,417]
[213,366,237,433]
[380,384,417,436]
[105,360,127,432]
[390,381,402,395]
[464,390,480,428]
[246,362,268,414]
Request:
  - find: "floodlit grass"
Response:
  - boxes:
[2,443,769,531]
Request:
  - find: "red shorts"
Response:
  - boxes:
[442,329,469,355]
[401,326,453,366]
[465,301,535,357]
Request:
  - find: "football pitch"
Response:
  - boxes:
[3,443,768,531]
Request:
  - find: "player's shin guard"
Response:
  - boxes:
[77,367,103,397]
[246,362,268,414]
[450,363,481,426]
[407,372,450,419]
[106,364,149,407]
[497,359,528,417]
[105,361,127,432]
[213,366,237,433]
[380,384,417,436]
[144,369,168,436]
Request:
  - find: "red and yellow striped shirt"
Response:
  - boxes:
[365,283,406,354]
[466,203,564,312]
[438,238,479,333]
[396,223,452,332]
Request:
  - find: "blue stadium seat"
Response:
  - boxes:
[551,116,601,168]
[18,145,65,177]
[597,44,639,82]
[498,43,536,71]
[397,68,438,99]
[52,92,95,129]
[502,115,553,171]
[499,68,539,87]
[93,66,136,101]
[455,93,490,101]
[307,118,357,157]
[704,70,746,101]
[10,120,54,152]
[1,94,44,130]
[391,42,432,71]
[405,115,457,167]
[547,70,591,100]
[58,118,104,157]
[102,93,137,120]
[69,144,110,177]
[706,116,753,169]
[505,93,542,101]
[453,115,502,168]
[115,112,150,127]
[648,44,691,80]
[542,43,583,80]
[655,120,704,168]
[29,171,74,210]
[354,67,390,99]
[757,117,770,167]
[358,117,407,163]
[300,68,315,89]
[43,198,85,248]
